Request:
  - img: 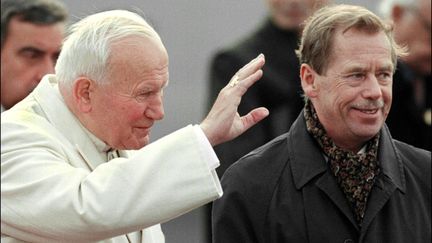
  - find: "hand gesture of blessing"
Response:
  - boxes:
[200,54,269,146]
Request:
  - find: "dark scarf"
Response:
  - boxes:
[304,100,381,225]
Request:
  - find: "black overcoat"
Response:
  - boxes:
[213,113,431,243]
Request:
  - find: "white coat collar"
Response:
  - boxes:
[33,74,108,170]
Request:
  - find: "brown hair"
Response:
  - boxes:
[296,4,406,75]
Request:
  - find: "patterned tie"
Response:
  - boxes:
[304,100,381,225]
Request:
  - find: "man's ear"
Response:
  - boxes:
[300,64,318,98]
[72,77,94,113]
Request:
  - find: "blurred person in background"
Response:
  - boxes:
[380,0,431,150]
[1,0,68,112]
[208,0,330,177]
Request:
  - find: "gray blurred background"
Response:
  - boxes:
[62,1,380,242]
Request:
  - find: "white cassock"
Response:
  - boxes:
[1,75,222,243]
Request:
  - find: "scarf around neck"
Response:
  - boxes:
[304,100,381,225]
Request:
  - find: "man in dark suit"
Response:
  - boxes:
[213,5,431,243]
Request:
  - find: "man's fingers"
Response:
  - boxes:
[203,54,267,146]
[236,69,263,93]
[240,107,269,131]
[238,53,265,77]
[227,54,265,89]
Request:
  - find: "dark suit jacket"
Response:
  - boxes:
[208,18,304,176]
[213,112,431,243]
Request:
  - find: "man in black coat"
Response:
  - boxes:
[213,5,431,243]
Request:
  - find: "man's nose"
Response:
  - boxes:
[362,75,383,100]
[146,95,165,121]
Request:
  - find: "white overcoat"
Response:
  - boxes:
[1,75,222,242]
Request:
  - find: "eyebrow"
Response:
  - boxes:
[136,79,169,93]
[377,64,394,73]
[18,46,45,55]
[344,64,394,73]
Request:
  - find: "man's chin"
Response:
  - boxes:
[117,137,149,150]
[133,137,150,150]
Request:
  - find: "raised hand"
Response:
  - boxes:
[200,54,269,146]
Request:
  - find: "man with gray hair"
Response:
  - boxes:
[379,0,431,150]
[213,4,430,242]
[1,0,68,112]
[1,10,268,242]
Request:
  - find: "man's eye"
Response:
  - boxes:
[377,72,392,80]
[138,92,150,97]
[134,88,163,102]
[20,49,43,59]
[135,92,152,102]
[350,73,365,80]
[344,73,365,83]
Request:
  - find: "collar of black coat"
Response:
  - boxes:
[288,111,406,193]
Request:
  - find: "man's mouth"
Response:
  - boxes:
[135,127,150,134]
[357,108,379,114]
